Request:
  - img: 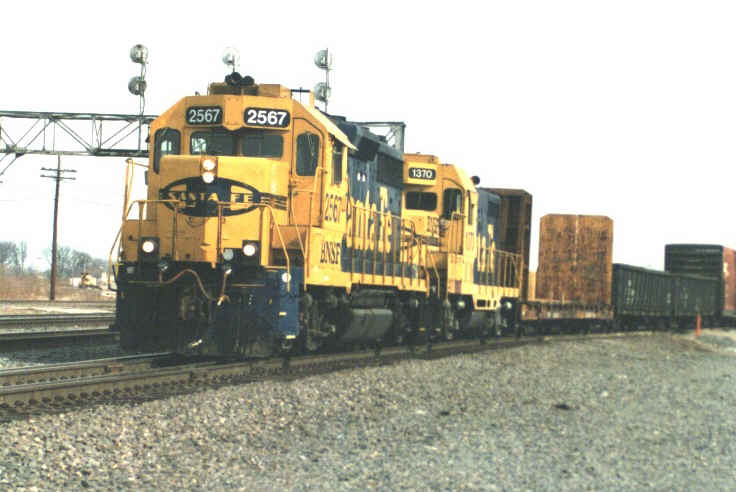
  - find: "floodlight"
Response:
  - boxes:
[313,82,331,103]
[222,47,240,71]
[128,76,147,96]
[314,49,333,70]
[130,44,149,65]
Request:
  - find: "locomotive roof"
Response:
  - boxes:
[302,104,357,151]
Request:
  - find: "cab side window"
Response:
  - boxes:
[153,128,180,173]
[296,132,320,176]
[467,191,473,225]
[332,141,343,184]
[442,188,463,219]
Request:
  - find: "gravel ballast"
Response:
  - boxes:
[1,333,735,490]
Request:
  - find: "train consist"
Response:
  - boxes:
[112,65,734,357]
[113,70,523,357]
[522,215,734,332]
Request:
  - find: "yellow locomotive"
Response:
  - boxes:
[114,68,524,357]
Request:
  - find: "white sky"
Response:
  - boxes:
[1,0,735,271]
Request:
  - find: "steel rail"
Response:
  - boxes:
[0,353,172,387]
[0,300,114,306]
[0,329,118,351]
[0,313,115,329]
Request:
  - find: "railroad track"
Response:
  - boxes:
[0,300,114,307]
[0,313,115,329]
[0,328,119,351]
[0,331,654,417]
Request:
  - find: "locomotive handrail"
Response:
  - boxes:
[305,166,327,283]
[115,198,292,293]
[214,201,291,293]
[107,198,184,293]
[344,200,431,292]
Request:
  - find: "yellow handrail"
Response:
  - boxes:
[112,198,292,292]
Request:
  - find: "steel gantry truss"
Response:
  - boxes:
[353,121,406,153]
[0,110,157,180]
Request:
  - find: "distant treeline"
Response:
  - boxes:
[0,241,106,278]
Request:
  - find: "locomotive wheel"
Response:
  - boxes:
[391,309,412,345]
[488,310,503,337]
[513,322,525,338]
[301,303,325,353]
[119,328,138,351]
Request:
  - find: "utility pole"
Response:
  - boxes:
[40,156,76,300]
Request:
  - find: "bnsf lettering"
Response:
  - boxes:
[320,241,341,265]
[323,193,342,222]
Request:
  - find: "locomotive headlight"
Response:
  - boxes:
[202,171,215,183]
[242,243,258,257]
[222,248,235,261]
[281,272,291,283]
[141,239,157,254]
[202,159,216,171]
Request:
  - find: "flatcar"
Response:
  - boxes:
[113,69,525,357]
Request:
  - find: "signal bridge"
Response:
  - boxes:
[0,110,157,180]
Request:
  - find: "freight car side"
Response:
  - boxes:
[673,274,719,325]
[612,264,719,329]
[665,244,736,323]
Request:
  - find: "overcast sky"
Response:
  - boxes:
[1,1,735,271]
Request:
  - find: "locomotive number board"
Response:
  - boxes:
[186,106,223,125]
[408,167,436,180]
[244,108,291,128]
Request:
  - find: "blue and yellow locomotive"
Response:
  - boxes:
[114,70,524,357]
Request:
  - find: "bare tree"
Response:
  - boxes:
[0,241,17,267]
[12,241,27,274]
[44,245,74,279]
[71,250,93,274]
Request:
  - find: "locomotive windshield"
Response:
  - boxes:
[190,128,283,158]
[242,132,283,158]
[191,130,236,155]
[405,191,437,211]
